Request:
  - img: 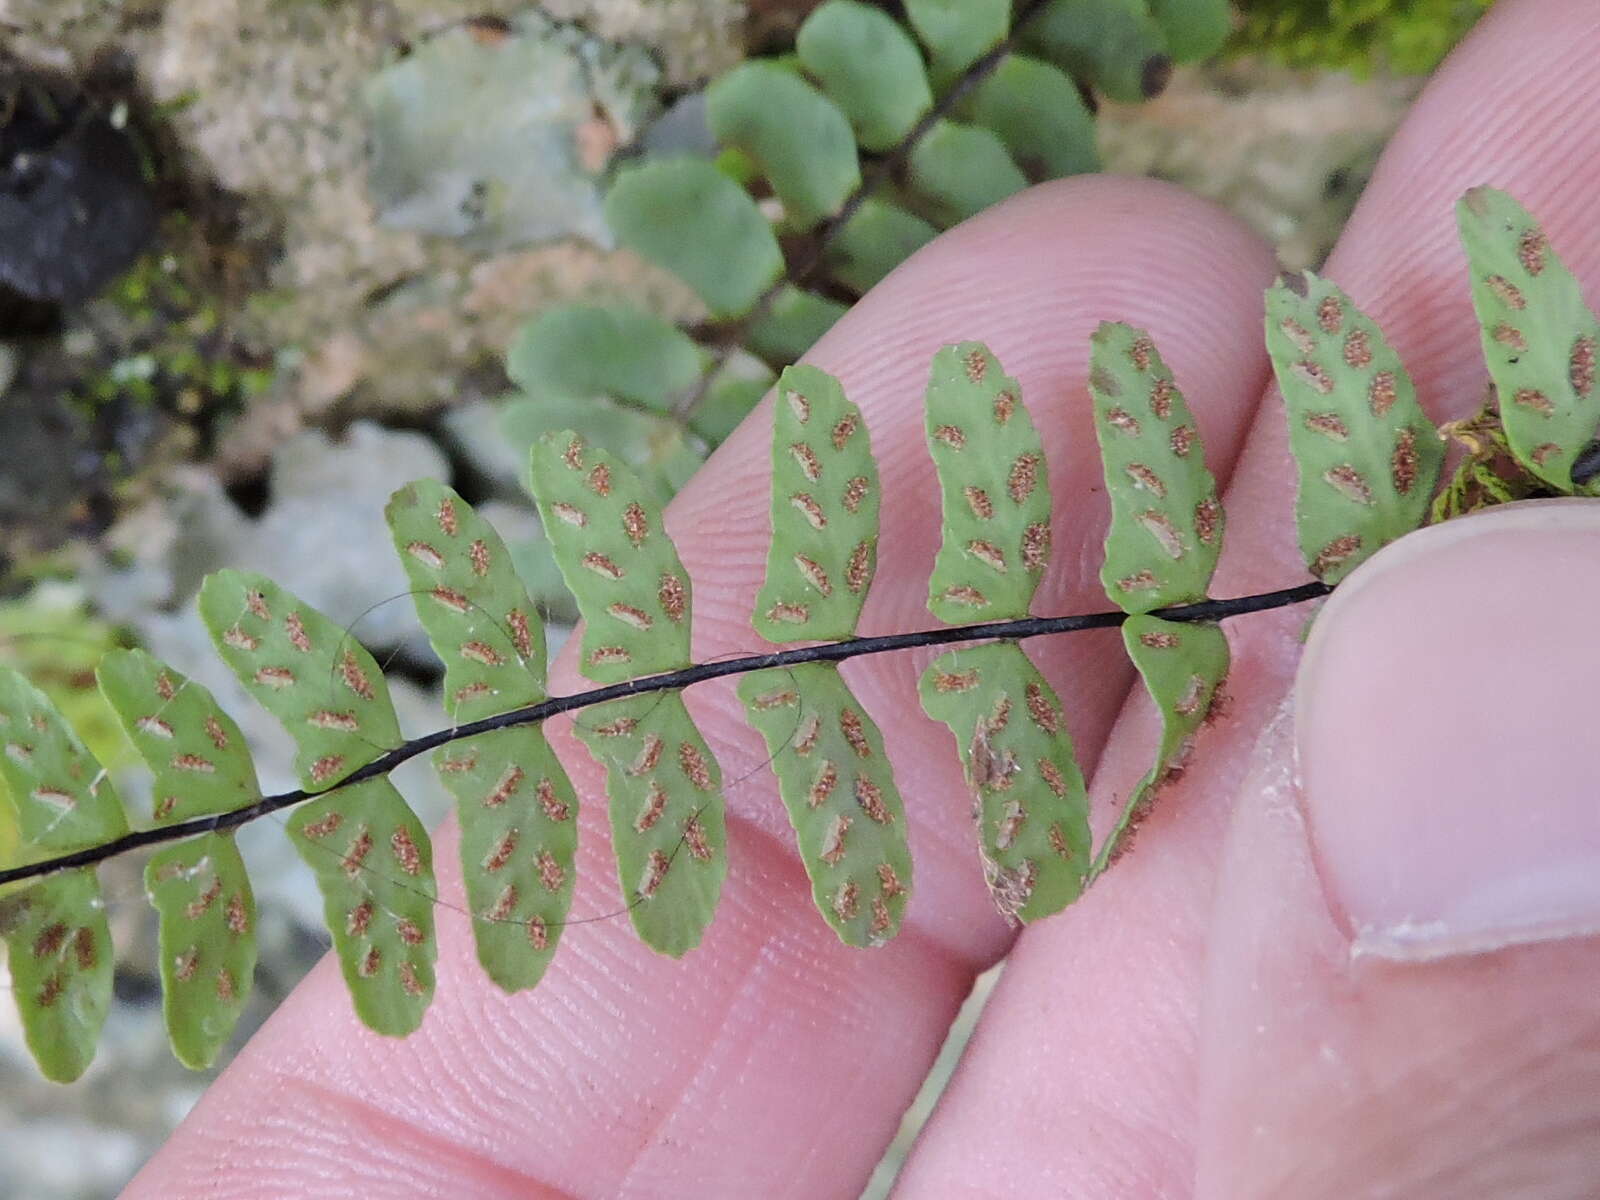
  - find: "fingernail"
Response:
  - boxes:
[1296,500,1600,959]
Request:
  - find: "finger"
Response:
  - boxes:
[127,177,1277,1198]
[894,0,1600,1192]
[1199,503,1600,1198]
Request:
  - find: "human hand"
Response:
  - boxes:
[127,1,1600,1194]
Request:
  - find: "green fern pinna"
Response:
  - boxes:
[0,189,1593,1080]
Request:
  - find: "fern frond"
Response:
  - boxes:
[98,650,260,1066]
[1089,614,1229,880]
[1266,273,1444,582]
[529,436,727,954]
[1090,322,1224,612]
[743,364,913,944]
[922,342,1052,623]
[707,61,860,229]
[388,480,575,991]
[0,668,128,1082]
[198,571,437,1033]
[918,343,1089,918]
[0,869,114,1083]
[526,434,695,682]
[144,835,256,1069]
[754,365,880,642]
[604,158,785,320]
[796,1,933,152]
[920,643,1089,919]
[740,664,911,945]
[1457,187,1600,494]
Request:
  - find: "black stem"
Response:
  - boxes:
[0,580,1330,889]
[674,0,1058,420]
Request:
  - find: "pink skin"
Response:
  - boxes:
[129,1,1600,1194]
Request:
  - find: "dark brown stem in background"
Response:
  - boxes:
[0,580,1331,890]
[673,0,1060,419]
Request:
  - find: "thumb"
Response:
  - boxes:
[1197,500,1600,1199]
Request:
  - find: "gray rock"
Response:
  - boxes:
[364,11,660,252]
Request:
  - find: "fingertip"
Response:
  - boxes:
[1199,500,1600,1198]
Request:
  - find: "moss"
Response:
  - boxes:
[1230,0,1494,75]
[68,227,275,423]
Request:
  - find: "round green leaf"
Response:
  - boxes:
[745,286,849,363]
[905,0,1010,92]
[707,62,860,229]
[968,55,1098,181]
[1023,0,1173,104]
[824,198,937,295]
[505,305,702,414]
[796,0,933,152]
[604,158,784,319]
[906,119,1028,228]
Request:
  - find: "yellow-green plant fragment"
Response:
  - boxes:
[707,61,860,230]
[1090,615,1228,879]
[573,693,726,957]
[924,342,1053,623]
[527,433,694,683]
[145,833,256,1069]
[0,868,113,1082]
[906,120,1028,227]
[1428,396,1547,523]
[754,364,880,643]
[1024,0,1172,103]
[290,778,437,1035]
[604,158,784,319]
[1265,272,1444,583]
[97,649,259,823]
[796,0,932,152]
[746,286,849,363]
[387,480,546,723]
[918,642,1089,921]
[740,663,912,946]
[0,667,128,857]
[968,55,1098,181]
[198,570,402,789]
[434,727,576,992]
[1089,323,1224,612]
[1457,187,1600,494]
[904,0,1009,91]
[824,198,937,295]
